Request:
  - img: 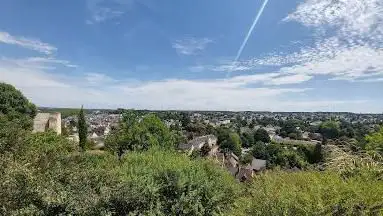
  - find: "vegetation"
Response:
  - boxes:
[1,83,382,215]
[0,83,37,119]
[232,171,383,216]
[319,121,341,140]
[254,128,271,143]
[217,128,242,156]
[105,111,178,158]
[365,126,383,154]
[78,106,87,151]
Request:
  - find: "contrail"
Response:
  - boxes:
[234,0,270,63]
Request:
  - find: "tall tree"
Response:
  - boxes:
[78,106,87,151]
[319,121,340,140]
[0,83,37,130]
[254,128,271,143]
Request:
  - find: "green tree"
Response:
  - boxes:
[105,113,177,158]
[78,106,87,151]
[241,132,255,148]
[251,141,268,159]
[181,112,190,128]
[279,120,302,139]
[0,83,36,119]
[319,121,340,140]
[240,153,253,165]
[219,131,242,156]
[254,128,271,143]
[0,83,37,130]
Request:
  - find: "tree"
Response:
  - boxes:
[251,141,268,159]
[279,120,302,139]
[181,112,190,128]
[217,128,242,156]
[78,106,87,151]
[240,153,253,165]
[0,83,37,130]
[241,132,255,148]
[105,113,178,158]
[319,121,340,140]
[254,128,271,143]
[0,83,36,119]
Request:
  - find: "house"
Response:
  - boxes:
[178,135,218,155]
[33,112,62,135]
[216,151,266,181]
[236,158,266,181]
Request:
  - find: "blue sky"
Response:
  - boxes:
[0,0,382,112]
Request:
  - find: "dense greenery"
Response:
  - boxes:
[78,106,87,151]
[217,127,242,156]
[105,111,179,158]
[0,83,37,119]
[0,83,37,131]
[1,83,382,215]
[232,171,383,216]
[1,136,239,215]
[365,126,383,154]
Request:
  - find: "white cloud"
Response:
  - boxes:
[84,73,117,85]
[265,74,313,85]
[89,7,124,23]
[1,59,377,112]
[283,0,383,39]
[1,56,77,69]
[172,37,213,55]
[0,31,57,55]
[86,0,135,24]
[214,0,383,83]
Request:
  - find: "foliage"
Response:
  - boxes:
[240,132,255,148]
[185,122,215,137]
[0,82,37,119]
[181,112,191,128]
[279,119,303,139]
[0,113,29,154]
[78,106,87,151]
[254,128,271,143]
[324,145,383,180]
[232,171,383,216]
[105,112,178,158]
[251,142,315,169]
[217,128,242,156]
[1,136,239,215]
[319,121,341,140]
[365,126,383,153]
[39,108,81,119]
[240,153,253,165]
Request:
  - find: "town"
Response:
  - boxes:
[34,108,383,181]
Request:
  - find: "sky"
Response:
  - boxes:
[0,0,382,113]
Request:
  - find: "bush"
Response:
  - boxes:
[1,139,240,215]
[232,171,383,215]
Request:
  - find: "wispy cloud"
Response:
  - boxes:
[0,31,57,55]
[214,0,383,83]
[86,0,131,24]
[86,7,124,24]
[1,56,77,70]
[172,37,213,55]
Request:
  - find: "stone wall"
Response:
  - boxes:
[33,112,62,135]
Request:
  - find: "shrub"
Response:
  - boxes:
[232,171,383,215]
[1,141,240,215]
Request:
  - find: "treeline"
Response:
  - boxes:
[1,82,383,215]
